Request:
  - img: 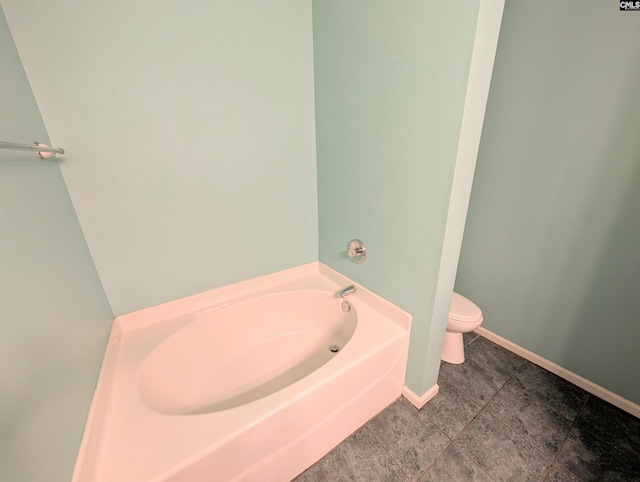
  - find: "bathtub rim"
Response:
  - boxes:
[72,261,411,482]
[113,262,410,336]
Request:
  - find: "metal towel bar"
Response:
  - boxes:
[0,140,65,158]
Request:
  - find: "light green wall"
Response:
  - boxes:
[314,0,480,394]
[0,7,114,482]
[456,0,640,404]
[2,0,318,315]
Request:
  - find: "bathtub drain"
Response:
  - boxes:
[329,344,339,353]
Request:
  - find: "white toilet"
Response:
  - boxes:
[441,292,483,364]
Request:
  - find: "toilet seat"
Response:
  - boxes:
[449,292,482,323]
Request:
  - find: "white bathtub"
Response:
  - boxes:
[73,262,410,482]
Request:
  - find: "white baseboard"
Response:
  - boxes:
[475,327,640,419]
[402,384,439,410]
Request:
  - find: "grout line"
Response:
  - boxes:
[467,336,591,481]
[443,341,556,481]
[447,408,498,482]
[544,395,591,482]
[499,356,596,475]
[413,439,455,482]
[465,332,481,345]
[471,348,575,481]
[481,405,553,459]
[363,423,413,481]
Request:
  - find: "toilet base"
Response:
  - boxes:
[441,331,465,364]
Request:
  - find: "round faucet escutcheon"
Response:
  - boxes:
[347,239,366,263]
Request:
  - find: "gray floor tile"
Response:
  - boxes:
[367,398,450,480]
[438,356,510,406]
[421,378,482,439]
[292,463,327,482]
[557,423,640,481]
[318,426,407,482]
[544,463,583,482]
[464,336,526,378]
[574,395,640,453]
[419,443,493,482]
[455,410,552,481]
[512,362,589,421]
[486,380,574,455]
[438,336,526,406]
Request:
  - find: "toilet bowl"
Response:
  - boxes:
[441,292,483,364]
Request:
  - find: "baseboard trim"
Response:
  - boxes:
[475,327,640,419]
[402,384,439,410]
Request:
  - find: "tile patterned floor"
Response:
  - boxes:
[293,332,640,482]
